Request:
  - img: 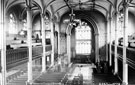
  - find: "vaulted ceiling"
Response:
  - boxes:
[4,0,135,21]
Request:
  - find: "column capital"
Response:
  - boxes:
[50,17,54,22]
[40,13,45,17]
[26,0,32,10]
[26,6,32,11]
[123,1,129,8]
[105,19,109,22]
[40,13,49,22]
[114,10,117,14]
[109,17,112,20]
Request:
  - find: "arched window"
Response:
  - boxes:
[45,18,51,45]
[19,19,27,36]
[75,21,92,54]
[9,13,17,34]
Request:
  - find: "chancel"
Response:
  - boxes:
[0,0,135,85]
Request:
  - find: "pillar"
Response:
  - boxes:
[41,13,46,72]
[57,22,62,70]
[109,17,112,66]
[123,1,128,85]
[58,24,61,56]
[0,0,6,85]
[67,34,71,64]
[50,21,54,66]
[26,0,33,83]
[105,19,109,61]
[95,34,99,63]
[114,12,118,74]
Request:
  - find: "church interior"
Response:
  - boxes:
[0,0,135,85]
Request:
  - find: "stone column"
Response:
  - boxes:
[123,1,128,85]
[0,0,7,85]
[41,13,46,72]
[57,23,61,70]
[50,20,54,66]
[26,0,33,83]
[114,12,118,74]
[109,17,112,66]
[58,24,61,56]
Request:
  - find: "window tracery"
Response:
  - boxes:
[76,21,92,54]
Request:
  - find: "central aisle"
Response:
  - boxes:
[68,64,95,84]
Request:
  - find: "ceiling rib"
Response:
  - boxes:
[63,0,71,10]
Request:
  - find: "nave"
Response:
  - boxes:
[4,60,122,85]
[1,0,135,85]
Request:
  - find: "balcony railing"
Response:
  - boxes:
[111,45,135,69]
[28,83,62,85]
[0,45,52,70]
